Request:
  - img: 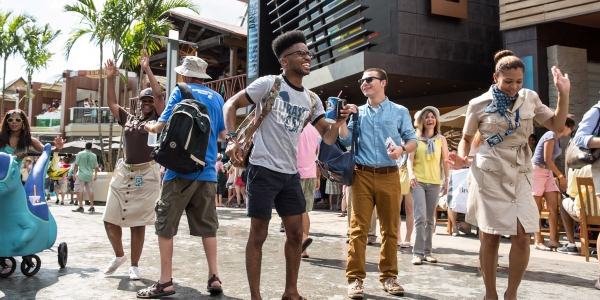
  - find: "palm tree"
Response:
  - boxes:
[0,10,33,116]
[136,0,199,93]
[63,0,110,170]
[22,24,61,116]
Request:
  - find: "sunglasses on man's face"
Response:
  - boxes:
[358,76,383,85]
[7,118,23,123]
[282,50,315,60]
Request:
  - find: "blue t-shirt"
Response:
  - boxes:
[531,131,561,165]
[158,83,225,182]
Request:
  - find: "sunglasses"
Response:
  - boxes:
[7,118,23,123]
[358,76,383,85]
[282,50,315,60]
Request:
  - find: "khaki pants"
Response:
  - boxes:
[346,186,377,237]
[346,169,401,283]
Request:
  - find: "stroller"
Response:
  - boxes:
[0,144,68,277]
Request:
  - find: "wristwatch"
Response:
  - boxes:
[225,132,238,142]
[400,145,406,153]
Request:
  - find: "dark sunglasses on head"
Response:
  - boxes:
[358,76,383,85]
[7,118,23,123]
[282,50,315,60]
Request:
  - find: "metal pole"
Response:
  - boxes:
[165,30,180,98]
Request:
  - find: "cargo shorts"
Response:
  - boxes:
[154,178,218,238]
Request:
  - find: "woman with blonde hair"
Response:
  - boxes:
[407,106,449,264]
[449,50,570,300]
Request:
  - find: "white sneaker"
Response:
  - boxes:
[103,255,127,275]
[129,266,141,280]
[595,278,600,290]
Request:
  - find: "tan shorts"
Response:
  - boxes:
[74,179,93,193]
[561,197,580,222]
[102,162,161,227]
[155,178,218,238]
[54,180,68,193]
[300,178,316,212]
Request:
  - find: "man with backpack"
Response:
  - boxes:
[224,30,349,300]
[137,56,226,298]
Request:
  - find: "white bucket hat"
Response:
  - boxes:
[174,56,211,79]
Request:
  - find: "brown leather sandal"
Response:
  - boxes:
[137,279,175,299]
[281,296,307,300]
[207,274,223,294]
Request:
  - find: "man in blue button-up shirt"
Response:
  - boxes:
[334,68,417,297]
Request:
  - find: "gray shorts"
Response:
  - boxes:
[74,179,93,193]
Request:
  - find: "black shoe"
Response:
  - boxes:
[88,207,95,212]
[72,207,84,213]
[279,222,285,232]
[557,245,579,255]
[69,200,73,205]
[55,199,59,204]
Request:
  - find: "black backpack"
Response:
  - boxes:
[152,83,211,175]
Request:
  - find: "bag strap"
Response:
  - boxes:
[593,106,600,137]
[351,113,359,156]
[176,82,197,101]
[302,90,317,129]
[251,75,282,130]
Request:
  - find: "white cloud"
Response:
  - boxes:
[1,0,247,84]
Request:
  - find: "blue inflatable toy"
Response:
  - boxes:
[0,144,68,278]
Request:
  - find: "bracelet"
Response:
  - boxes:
[558,174,564,179]
[400,145,406,153]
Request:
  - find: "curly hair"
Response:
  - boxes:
[0,109,32,150]
[271,30,306,59]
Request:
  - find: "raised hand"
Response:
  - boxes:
[552,66,570,95]
[54,137,65,151]
[104,59,116,78]
[447,152,469,169]
[139,49,150,71]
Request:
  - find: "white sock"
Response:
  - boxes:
[567,243,576,247]
[115,256,124,262]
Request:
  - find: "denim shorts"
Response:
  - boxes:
[245,163,305,220]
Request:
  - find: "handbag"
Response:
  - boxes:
[566,107,600,169]
[232,75,316,168]
[317,113,358,186]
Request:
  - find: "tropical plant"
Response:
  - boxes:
[0,10,33,116]
[22,24,61,115]
[135,0,199,92]
[63,0,111,170]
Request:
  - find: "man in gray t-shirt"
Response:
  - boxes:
[224,30,350,300]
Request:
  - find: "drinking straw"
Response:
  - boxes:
[337,90,343,98]
[34,185,36,196]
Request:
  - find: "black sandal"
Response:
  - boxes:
[281,296,307,300]
[137,279,176,299]
[207,274,223,294]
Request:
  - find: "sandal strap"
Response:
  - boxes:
[137,279,173,297]
[208,274,221,285]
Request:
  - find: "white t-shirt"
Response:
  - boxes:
[245,75,325,174]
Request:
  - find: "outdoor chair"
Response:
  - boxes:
[576,177,600,262]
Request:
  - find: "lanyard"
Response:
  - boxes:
[505,108,520,136]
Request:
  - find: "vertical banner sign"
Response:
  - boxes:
[521,56,534,91]
[247,0,259,79]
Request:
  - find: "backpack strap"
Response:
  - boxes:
[177,82,197,101]
[254,75,282,128]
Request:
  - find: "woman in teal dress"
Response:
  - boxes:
[0,109,64,162]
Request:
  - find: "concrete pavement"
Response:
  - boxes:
[0,198,599,299]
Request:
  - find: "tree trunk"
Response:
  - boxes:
[1,58,7,117]
[25,73,31,117]
[96,44,109,171]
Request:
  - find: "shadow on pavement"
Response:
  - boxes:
[0,266,98,299]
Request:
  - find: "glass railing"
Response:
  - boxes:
[69,107,115,124]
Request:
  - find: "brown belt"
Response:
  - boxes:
[355,164,398,174]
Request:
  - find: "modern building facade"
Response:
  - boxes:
[250,0,503,113]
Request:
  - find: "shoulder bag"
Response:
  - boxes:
[566,107,600,169]
[317,113,358,186]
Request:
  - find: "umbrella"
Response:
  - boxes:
[102,143,121,151]
[58,141,103,155]
[439,105,468,128]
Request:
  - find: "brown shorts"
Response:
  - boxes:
[155,178,218,238]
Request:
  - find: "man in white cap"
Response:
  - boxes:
[137,56,226,298]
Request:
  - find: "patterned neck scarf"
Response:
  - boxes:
[485,85,519,117]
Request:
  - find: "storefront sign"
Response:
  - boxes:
[76,69,119,79]
[247,0,259,79]
[431,0,468,19]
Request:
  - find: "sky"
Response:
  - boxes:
[0,0,248,84]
